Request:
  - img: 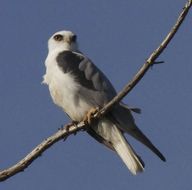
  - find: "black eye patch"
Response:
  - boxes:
[53,34,63,41]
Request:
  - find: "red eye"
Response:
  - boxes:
[53,34,63,41]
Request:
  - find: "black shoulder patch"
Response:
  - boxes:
[56,51,97,90]
[56,51,83,73]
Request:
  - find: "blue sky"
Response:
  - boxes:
[0,0,192,189]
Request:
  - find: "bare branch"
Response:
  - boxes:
[0,122,85,181]
[99,0,192,115]
[0,0,191,182]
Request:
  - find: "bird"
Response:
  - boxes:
[42,30,166,175]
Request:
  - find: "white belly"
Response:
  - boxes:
[43,63,92,121]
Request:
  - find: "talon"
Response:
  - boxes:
[72,121,78,135]
[63,124,71,141]
[62,121,78,141]
[65,124,72,132]
[83,107,99,125]
[65,121,78,132]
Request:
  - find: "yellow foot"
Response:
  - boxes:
[83,107,100,124]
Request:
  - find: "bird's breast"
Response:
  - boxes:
[44,63,92,121]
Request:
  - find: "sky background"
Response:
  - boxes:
[0,0,191,189]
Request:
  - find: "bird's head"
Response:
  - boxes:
[48,30,79,52]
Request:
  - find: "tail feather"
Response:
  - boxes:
[111,105,166,162]
[128,126,166,161]
[93,118,144,175]
[112,126,144,174]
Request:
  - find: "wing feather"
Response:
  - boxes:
[56,50,117,106]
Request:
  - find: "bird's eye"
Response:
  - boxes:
[71,35,77,42]
[53,34,63,41]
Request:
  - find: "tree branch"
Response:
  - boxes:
[99,0,192,115]
[0,0,191,182]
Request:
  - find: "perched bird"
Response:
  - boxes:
[43,30,166,175]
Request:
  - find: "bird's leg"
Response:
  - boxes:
[65,121,78,132]
[83,107,100,125]
[62,121,79,141]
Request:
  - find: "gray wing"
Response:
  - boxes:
[111,105,166,161]
[57,51,166,161]
[56,50,117,106]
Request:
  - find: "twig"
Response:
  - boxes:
[0,0,191,182]
[0,122,85,181]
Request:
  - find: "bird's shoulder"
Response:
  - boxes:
[56,50,83,72]
[56,50,116,94]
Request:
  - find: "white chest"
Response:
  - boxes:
[43,55,91,121]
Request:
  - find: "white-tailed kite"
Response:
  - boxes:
[43,30,165,175]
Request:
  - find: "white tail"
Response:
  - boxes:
[94,119,144,175]
[112,126,144,174]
